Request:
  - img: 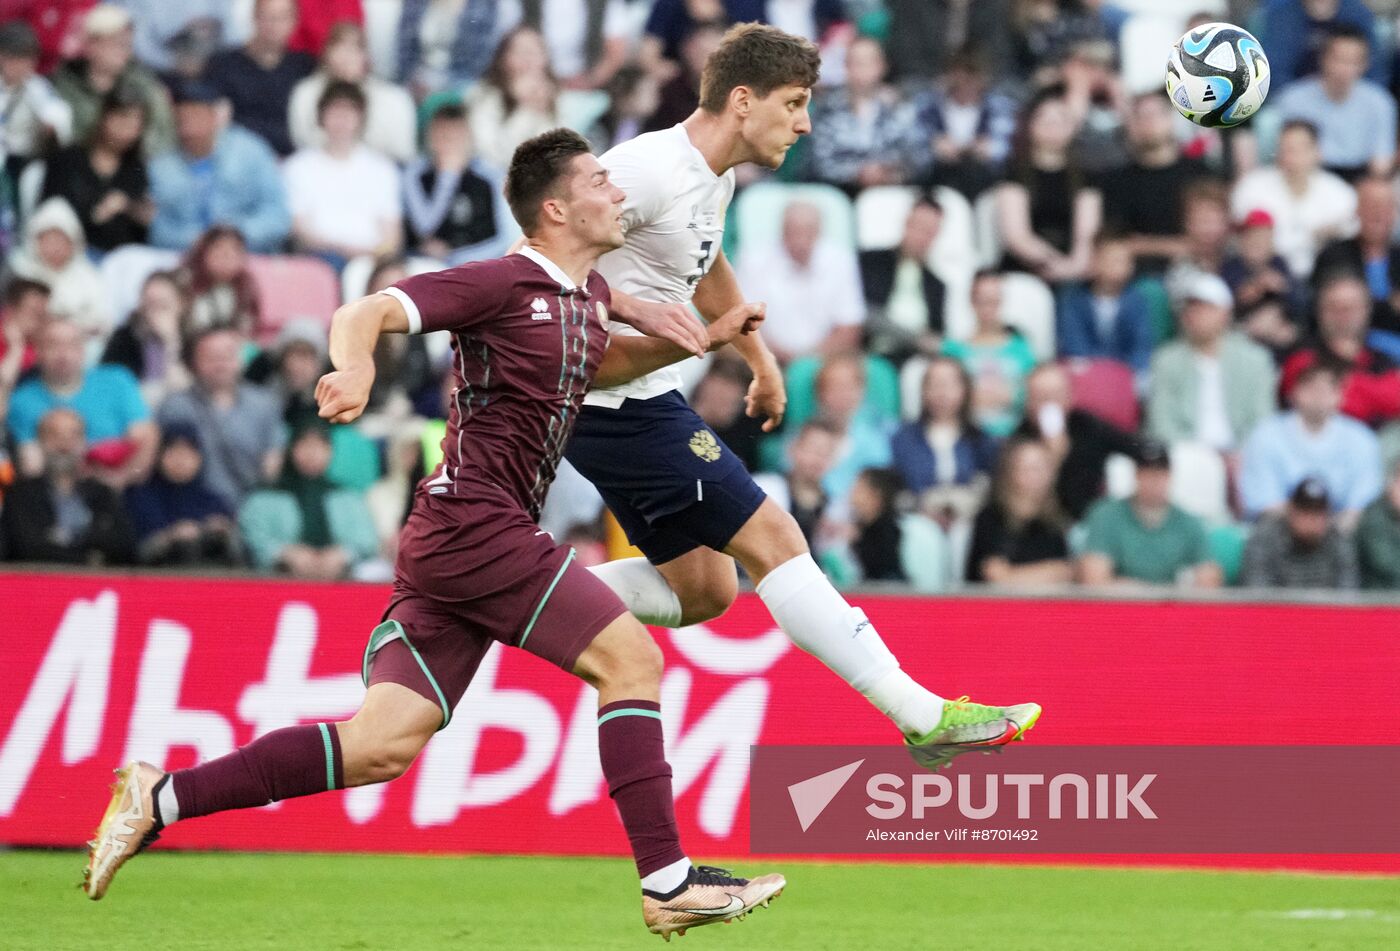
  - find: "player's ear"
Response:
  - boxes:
[540,195,568,226]
[729,84,752,118]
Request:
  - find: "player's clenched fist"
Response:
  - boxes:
[315,363,375,424]
[708,301,765,350]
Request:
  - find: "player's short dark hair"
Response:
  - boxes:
[504,127,593,235]
[1280,118,1320,142]
[698,23,820,113]
[4,277,50,307]
[317,80,367,121]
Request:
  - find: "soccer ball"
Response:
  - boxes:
[1165,22,1271,128]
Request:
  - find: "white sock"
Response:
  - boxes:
[157,775,180,826]
[756,554,945,736]
[641,856,692,894]
[589,557,683,628]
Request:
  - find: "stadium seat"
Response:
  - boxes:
[973,189,1001,268]
[341,255,377,305]
[899,355,930,422]
[1064,357,1139,432]
[854,186,918,250]
[898,513,950,593]
[365,0,404,79]
[1104,452,1136,499]
[925,186,977,286]
[1120,14,1190,94]
[997,271,1056,360]
[16,160,44,226]
[1167,440,1230,523]
[247,255,340,347]
[731,182,854,261]
[98,245,181,326]
[328,425,382,490]
[1208,521,1248,586]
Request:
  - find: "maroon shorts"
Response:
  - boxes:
[362,488,626,728]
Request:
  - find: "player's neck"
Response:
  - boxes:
[523,237,598,287]
[681,110,747,176]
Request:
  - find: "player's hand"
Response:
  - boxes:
[746,364,787,434]
[614,298,710,358]
[315,363,375,424]
[707,301,765,350]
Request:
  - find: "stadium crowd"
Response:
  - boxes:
[1,0,1400,593]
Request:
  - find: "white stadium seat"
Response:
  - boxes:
[854,186,918,250]
[1166,440,1230,523]
[731,182,854,255]
[899,355,930,422]
[16,160,44,225]
[365,0,405,79]
[1114,0,1225,16]
[973,189,1001,269]
[1120,14,1190,94]
[997,271,1056,361]
[99,245,182,326]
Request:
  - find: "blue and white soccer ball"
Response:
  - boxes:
[1165,22,1271,128]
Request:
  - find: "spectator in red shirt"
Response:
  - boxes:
[286,0,362,58]
[1280,272,1400,426]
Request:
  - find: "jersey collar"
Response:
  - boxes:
[516,245,586,294]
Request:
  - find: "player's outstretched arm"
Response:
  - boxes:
[692,251,787,432]
[595,302,764,388]
[316,293,410,424]
[607,289,711,358]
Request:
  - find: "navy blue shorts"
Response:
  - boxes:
[565,390,767,565]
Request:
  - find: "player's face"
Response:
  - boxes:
[743,84,812,169]
[563,153,627,251]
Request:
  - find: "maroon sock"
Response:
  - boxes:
[597,700,687,878]
[171,723,344,821]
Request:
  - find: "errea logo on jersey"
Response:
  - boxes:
[530,298,551,320]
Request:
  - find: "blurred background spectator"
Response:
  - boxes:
[99,269,192,406]
[860,196,945,365]
[1311,176,1400,333]
[203,0,313,158]
[0,406,135,564]
[284,81,401,270]
[237,415,377,578]
[124,420,239,567]
[0,21,72,181]
[1241,475,1358,589]
[1055,233,1153,377]
[965,436,1070,586]
[51,4,173,158]
[40,83,152,252]
[148,80,289,253]
[289,21,417,164]
[736,199,864,364]
[7,197,109,336]
[755,417,840,551]
[404,102,511,263]
[1356,458,1400,588]
[943,270,1036,436]
[181,225,262,335]
[1078,441,1221,589]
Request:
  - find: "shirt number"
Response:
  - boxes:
[688,240,714,287]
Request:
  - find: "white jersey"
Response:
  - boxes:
[586,124,736,407]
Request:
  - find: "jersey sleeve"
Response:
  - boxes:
[382,261,510,334]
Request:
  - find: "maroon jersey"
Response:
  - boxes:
[384,248,611,518]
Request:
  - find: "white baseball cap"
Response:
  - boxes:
[1184,272,1233,310]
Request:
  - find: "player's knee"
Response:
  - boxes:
[588,619,664,694]
[678,570,737,625]
[361,730,430,784]
[731,504,809,579]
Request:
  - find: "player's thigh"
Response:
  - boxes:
[572,611,664,700]
[654,545,739,625]
[722,497,811,584]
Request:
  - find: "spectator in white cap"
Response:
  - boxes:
[51,4,174,156]
[1147,272,1276,453]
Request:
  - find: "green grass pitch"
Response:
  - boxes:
[4,850,1396,950]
